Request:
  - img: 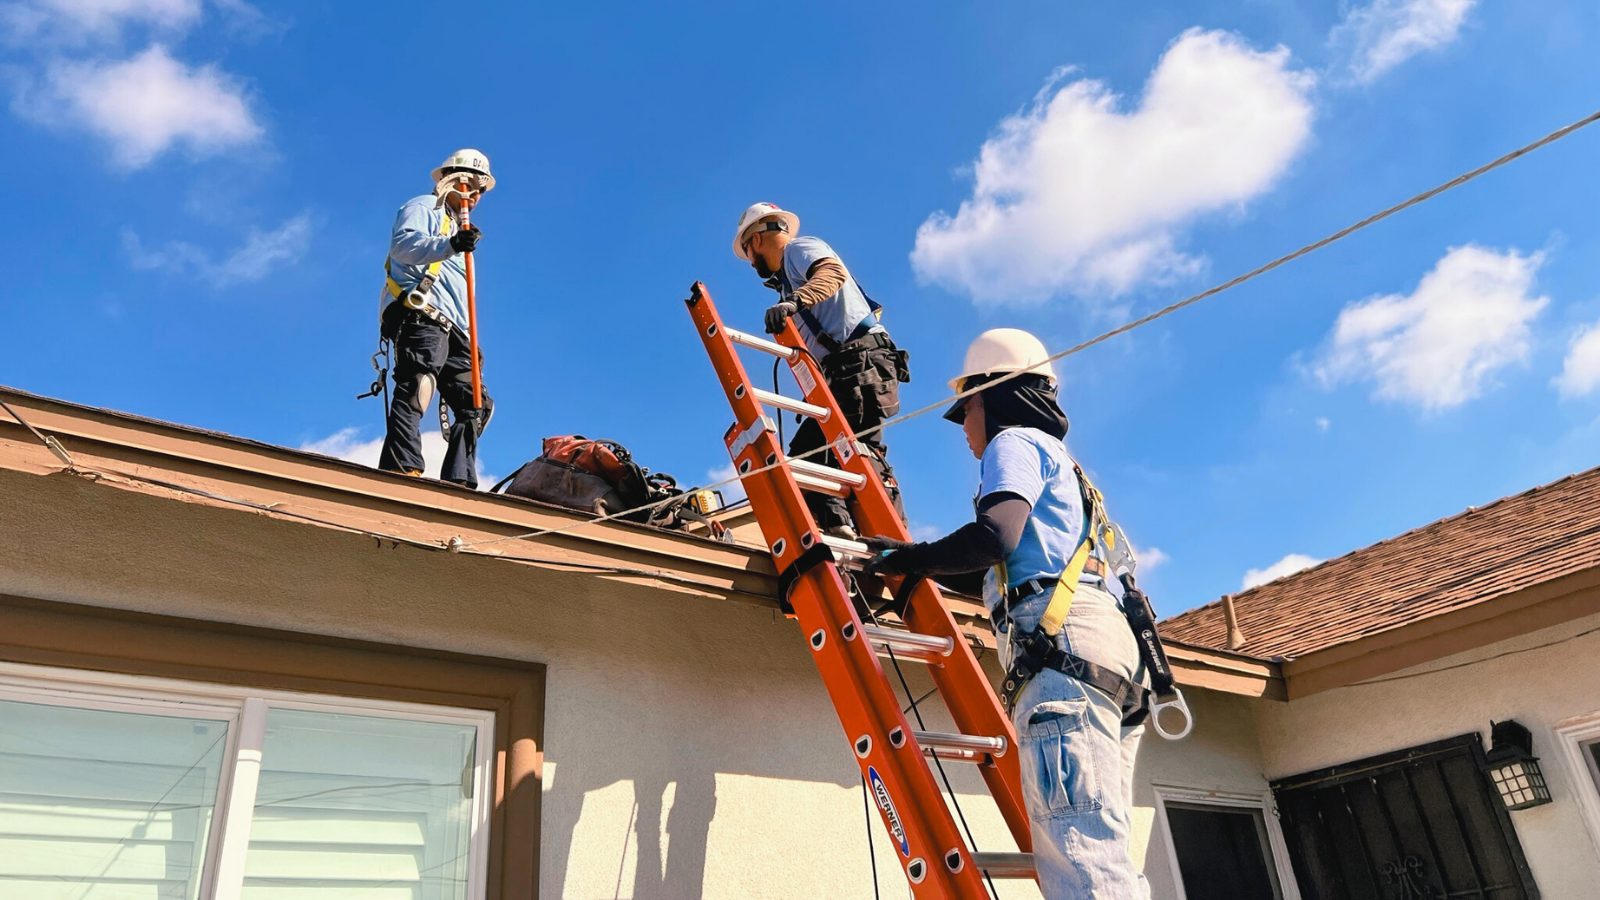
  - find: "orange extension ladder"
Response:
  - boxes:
[684,281,1034,896]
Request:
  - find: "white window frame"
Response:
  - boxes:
[1551,710,1600,866]
[0,659,497,900]
[1151,783,1303,900]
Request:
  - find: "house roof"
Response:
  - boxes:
[0,384,1284,698]
[1160,465,1600,661]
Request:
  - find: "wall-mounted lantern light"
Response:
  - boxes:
[1486,720,1552,811]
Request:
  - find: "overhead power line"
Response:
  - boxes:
[457,106,1600,552]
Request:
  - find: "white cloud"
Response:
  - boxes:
[1332,0,1474,84]
[301,427,492,489]
[124,212,309,286]
[1242,552,1321,590]
[910,28,1315,305]
[1133,543,1169,573]
[1314,245,1548,411]
[1555,319,1600,398]
[0,0,202,44]
[708,463,746,504]
[15,44,261,167]
[1315,416,1332,433]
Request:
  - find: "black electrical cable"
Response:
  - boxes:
[773,357,785,447]
[862,772,881,900]
[862,581,999,900]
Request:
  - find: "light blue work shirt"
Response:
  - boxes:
[776,236,885,360]
[379,194,469,333]
[977,426,1100,617]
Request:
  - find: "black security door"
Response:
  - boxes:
[1270,734,1539,900]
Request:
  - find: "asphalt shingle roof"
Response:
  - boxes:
[1159,466,1600,660]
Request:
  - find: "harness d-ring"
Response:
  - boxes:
[1149,688,1194,741]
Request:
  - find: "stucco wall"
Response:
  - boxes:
[1131,686,1287,899]
[1254,612,1600,898]
[0,469,1051,899]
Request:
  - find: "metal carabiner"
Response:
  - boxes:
[1149,688,1194,741]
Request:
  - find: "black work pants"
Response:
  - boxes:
[787,339,906,532]
[377,306,492,488]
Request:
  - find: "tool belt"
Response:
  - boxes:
[993,462,1194,739]
[381,298,457,341]
[995,560,1107,617]
[813,332,910,429]
[1001,628,1152,727]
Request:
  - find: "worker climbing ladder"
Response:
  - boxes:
[684,282,1035,896]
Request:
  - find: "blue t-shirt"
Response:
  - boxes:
[778,236,885,360]
[978,427,1092,615]
[380,195,469,333]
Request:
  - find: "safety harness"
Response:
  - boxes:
[995,463,1193,740]
[383,211,459,335]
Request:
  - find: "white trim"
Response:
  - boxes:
[1150,783,1302,900]
[1551,710,1600,867]
[210,698,266,900]
[0,658,497,900]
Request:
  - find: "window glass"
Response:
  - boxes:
[0,697,229,900]
[1166,802,1282,900]
[242,708,478,900]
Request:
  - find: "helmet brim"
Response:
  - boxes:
[432,167,495,193]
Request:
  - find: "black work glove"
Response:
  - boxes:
[764,300,799,335]
[450,225,482,254]
[860,536,919,578]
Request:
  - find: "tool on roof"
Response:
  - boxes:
[685,281,1034,896]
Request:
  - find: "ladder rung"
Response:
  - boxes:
[862,625,954,659]
[971,852,1034,878]
[789,457,867,488]
[725,327,799,360]
[914,730,1007,756]
[793,470,850,497]
[751,387,830,420]
[927,747,987,763]
[818,534,872,559]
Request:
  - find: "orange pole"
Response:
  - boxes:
[459,193,484,410]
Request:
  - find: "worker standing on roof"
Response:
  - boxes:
[376,149,495,488]
[734,202,909,538]
[863,329,1153,900]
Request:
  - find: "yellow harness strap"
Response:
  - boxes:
[384,212,453,301]
[1015,462,1115,638]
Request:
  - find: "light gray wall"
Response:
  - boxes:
[0,469,1047,898]
[1254,612,1600,899]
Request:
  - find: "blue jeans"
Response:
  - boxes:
[1003,585,1149,900]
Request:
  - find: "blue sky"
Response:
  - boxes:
[4,0,1600,615]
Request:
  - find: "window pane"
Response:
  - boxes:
[1166,802,1281,900]
[242,709,478,900]
[0,698,229,900]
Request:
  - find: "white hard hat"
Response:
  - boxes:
[732,202,800,261]
[949,329,1055,391]
[432,148,495,192]
[944,329,1057,421]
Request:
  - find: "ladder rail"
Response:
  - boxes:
[687,283,993,896]
[763,300,1034,852]
[686,282,1034,896]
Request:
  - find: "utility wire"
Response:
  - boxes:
[457,106,1600,553]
